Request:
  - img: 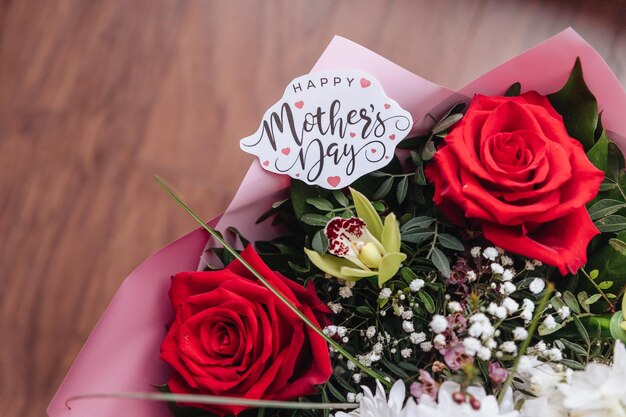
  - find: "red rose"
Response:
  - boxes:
[426,92,604,275]
[160,246,332,416]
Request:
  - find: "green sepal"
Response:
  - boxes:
[350,187,383,239]
[378,252,407,287]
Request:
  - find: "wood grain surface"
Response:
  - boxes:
[1,0,625,416]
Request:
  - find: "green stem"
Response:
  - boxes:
[581,268,615,312]
[497,282,554,404]
[155,176,392,388]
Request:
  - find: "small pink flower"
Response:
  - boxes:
[410,370,440,401]
[441,341,473,371]
[488,361,508,384]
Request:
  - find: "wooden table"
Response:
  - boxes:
[1,1,625,416]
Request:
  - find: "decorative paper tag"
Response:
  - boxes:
[240,70,413,189]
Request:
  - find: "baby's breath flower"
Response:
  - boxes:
[500,341,517,354]
[502,297,519,314]
[448,301,462,313]
[502,269,515,281]
[328,302,342,314]
[500,281,517,295]
[430,315,448,333]
[409,278,425,292]
[352,373,362,383]
[543,315,557,330]
[471,246,481,258]
[410,332,426,344]
[491,263,504,274]
[365,326,376,339]
[420,341,433,352]
[501,255,514,266]
[463,337,482,356]
[400,348,413,358]
[483,247,498,261]
[513,327,528,341]
[546,347,563,361]
[529,278,546,294]
[379,288,392,299]
[467,270,477,282]
[433,334,446,347]
[401,310,414,320]
[402,320,415,333]
[558,306,571,320]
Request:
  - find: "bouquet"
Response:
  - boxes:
[49,29,626,417]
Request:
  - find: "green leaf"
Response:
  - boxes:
[610,311,626,343]
[573,315,590,345]
[430,247,451,277]
[559,338,587,355]
[585,293,603,305]
[306,197,334,211]
[422,141,436,161]
[598,280,613,290]
[504,81,521,97]
[371,201,386,212]
[607,141,625,182]
[400,267,418,283]
[332,190,350,207]
[432,113,463,135]
[418,291,436,313]
[586,130,610,172]
[437,233,464,251]
[414,166,427,185]
[397,176,408,204]
[595,215,626,232]
[563,291,581,314]
[301,213,331,227]
[373,177,394,200]
[401,216,436,232]
[609,238,626,256]
[548,58,598,151]
[311,230,328,255]
[401,231,434,244]
[587,199,626,220]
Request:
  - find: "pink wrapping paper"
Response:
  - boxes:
[48,28,626,417]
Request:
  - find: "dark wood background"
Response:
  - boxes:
[1,0,625,416]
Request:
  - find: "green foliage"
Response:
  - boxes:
[548,58,598,151]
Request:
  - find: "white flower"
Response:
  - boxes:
[402,310,414,320]
[546,348,563,362]
[557,341,626,417]
[328,302,343,314]
[502,298,520,314]
[430,315,448,333]
[491,263,504,274]
[467,270,477,282]
[379,288,392,299]
[433,334,446,348]
[337,326,348,337]
[401,348,413,358]
[529,278,546,294]
[402,320,415,333]
[410,332,426,344]
[483,247,499,261]
[339,286,353,298]
[448,301,462,313]
[543,315,557,330]
[372,342,383,354]
[353,373,362,384]
[521,299,535,322]
[415,381,518,417]
[502,269,515,281]
[513,327,528,341]
[471,246,482,258]
[557,306,571,320]
[500,282,517,295]
[501,256,514,266]
[478,346,492,361]
[366,326,377,339]
[336,380,416,417]
[500,341,517,354]
[420,341,433,352]
[410,278,425,292]
[463,337,482,356]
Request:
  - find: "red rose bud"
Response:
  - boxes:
[426,92,604,275]
[160,246,332,416]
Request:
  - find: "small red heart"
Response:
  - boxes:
[296,173,300,177]
[360,78,371,88]
[385,156,389,159]
[384,103,391,109]
[281,147,291,155]
[263,160,269,166]
[389,134,396,140]
[371,148,377,153]
[349,132,356,138]
[327,176,341,187]
[295,101,304,109]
